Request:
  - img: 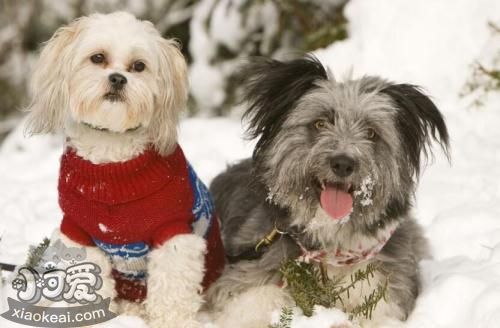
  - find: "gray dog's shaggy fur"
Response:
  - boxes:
[206,56,449,327]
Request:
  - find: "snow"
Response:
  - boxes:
[189,0,227,112]
[209,0,246,52]
[99,223,111,234]
[353,174,374,207]
[1,0,500,327]
[270,306,352,328]
[188,0,282,113]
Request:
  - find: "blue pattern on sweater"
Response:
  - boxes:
[94,240,149,258]
[187,163,215,238]
[93,163,215,282]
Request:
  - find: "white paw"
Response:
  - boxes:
[118,299,146,317]
[164,234,207,259]
[149,234,207,281]
[146,235,206,328]
[216,285,293,328]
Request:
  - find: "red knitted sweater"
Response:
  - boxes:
[58,145,225,302]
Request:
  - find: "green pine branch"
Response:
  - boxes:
[280,259,388,320]
[349,278,388,320]
[461,21,500,107]
[25,237,50,268]
[269,307,293,328]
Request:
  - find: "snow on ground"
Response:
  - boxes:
[1,0,500,327]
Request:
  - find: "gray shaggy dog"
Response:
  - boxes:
[206,56,449,328]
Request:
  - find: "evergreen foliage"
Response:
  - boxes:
[269,307,293,328]
[191,0,348,114]
[461,22,500,107]
[279,259,388,321]
[25,237,50,268]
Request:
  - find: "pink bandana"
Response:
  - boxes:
[296,223,398,267]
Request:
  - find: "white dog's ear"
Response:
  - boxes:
[150,37,188,155]
[25,18,85,135]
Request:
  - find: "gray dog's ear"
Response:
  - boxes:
[241,55,328,159]
[382,84,450,177]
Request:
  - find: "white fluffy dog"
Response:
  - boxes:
[24,12,225,328]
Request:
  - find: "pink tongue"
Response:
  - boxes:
[320,186,353,220]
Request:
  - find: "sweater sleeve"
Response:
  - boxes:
[60,215,95,246]
[151,219,192,248]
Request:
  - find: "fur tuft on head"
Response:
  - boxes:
[241,55,328,160]
[381,84,450,177]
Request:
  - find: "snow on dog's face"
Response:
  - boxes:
[242,56,449,231]
[25,12,187,155]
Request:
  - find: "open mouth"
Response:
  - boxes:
[318,180,355,221]
[103,92,124,102]
[81,121,141,133]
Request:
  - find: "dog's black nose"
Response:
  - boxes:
[109,73,127,89]
[330,155,357,177]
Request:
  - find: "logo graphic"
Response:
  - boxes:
[1,240,116,327]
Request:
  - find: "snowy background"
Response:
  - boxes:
[1,0,500,327]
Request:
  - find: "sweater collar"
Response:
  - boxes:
[59,144,186,205]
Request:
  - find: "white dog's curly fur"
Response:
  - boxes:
[25,12,206,328]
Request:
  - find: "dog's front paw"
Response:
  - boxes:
[164,234,207,260]
[151,234,207,280]
[146,234,207,328]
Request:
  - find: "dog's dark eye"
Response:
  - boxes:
[90,53,105,64]
[367,128,377,140]
[314,120,327,130]
[132,61,146,72]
